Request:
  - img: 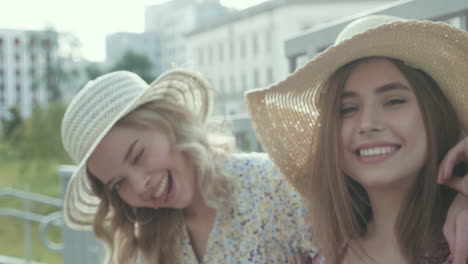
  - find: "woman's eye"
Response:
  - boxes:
[113,180,125,193]
[133,149,145,165]
[385,98,406,106]
[340,105,357,117]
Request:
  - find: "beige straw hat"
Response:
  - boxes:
[246,15,468,196]
[61,69,212,229]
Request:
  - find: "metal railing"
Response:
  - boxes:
[0,187,63,263]
[58,165,104,264]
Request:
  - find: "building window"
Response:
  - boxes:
[31,82,38,91]
[266,67,273,84]
[16,69,20,77]
[0,38,3,45]
[29,38,35,47]
[240,36,247,58]
[265,30,272,52]
[219,77,225,94]
[15,54,21,62]
[14,38,20,45]
[198,47,204,66]
[42,39,50,48]
[253,69,260,88]
[241,72,247,91]
[208,45,213,65]
[229,38,235,59]
[230,75,236,93]
[218,42,224,63]
[441,16,464,30]
[16,85,22,104]
[252,33,259,56]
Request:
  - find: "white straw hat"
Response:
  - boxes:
[246,15,468,197]
[61,69,213,229]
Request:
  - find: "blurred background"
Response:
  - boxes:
[0,0,466,263]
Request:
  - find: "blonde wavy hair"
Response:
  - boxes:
[306,57,459,263]
[87,99,232,264]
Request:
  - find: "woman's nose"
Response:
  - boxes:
[358,106,383,135]
[127,170,151,195]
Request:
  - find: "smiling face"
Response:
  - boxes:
[340,58,428,189]
[87,123,197,210]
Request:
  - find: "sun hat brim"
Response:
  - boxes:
[246,19,468,197]
[63,69,213,229]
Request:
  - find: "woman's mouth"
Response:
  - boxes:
[354,144,401,163]
[152,170,174,208]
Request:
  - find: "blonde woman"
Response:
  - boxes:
[61,69,315,263]
[246,16,468,263]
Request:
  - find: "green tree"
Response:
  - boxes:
[1,107,23,141]
[85,63,104,80]
[111,50,155,83]
[14,103,68,161]
[27,27,82,102]
[0,27,82,264]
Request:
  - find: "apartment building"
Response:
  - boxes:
[186,0,394,116]
[0,29,58,119]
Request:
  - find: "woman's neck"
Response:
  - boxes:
[366,187,406,240]
[346,184,413,264]
[183,184,216,262]
[184,184,215,223]
[365,172,418,237]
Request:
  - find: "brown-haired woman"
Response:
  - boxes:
[246,15,468,264]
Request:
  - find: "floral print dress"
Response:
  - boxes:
[180,152,318,263]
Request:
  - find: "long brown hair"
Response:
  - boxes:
[307,57,459,263]
[87,99,231,264]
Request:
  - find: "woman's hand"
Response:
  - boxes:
[438,137,468,196]
[442,194,468,264]
[438,137,468,264]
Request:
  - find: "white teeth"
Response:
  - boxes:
[153,174,168,199]
[359,146,396,157]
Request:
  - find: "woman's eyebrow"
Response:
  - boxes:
[375,82,410,94]
[123,139,138,163]
[341,82,410,99]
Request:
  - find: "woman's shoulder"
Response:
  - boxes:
[224,152,280,178]
[224,152,306,210]
[226,152,273,165]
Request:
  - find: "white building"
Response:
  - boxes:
[0,29,58,119]
[186,0,394,116]
[106,32,162,75]
[144,0,231,72]
[285,0,468,72]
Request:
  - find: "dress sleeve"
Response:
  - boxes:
[223,152,319,262]
[262,156,319,261]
